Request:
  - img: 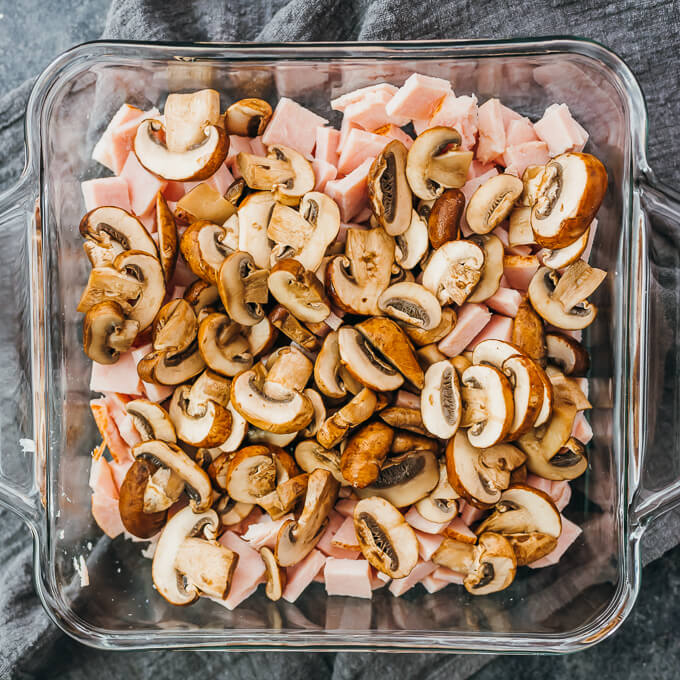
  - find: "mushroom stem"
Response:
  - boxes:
[174,537,238,599]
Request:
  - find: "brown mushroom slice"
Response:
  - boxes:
[502,354,545,439]
[269,145,316,206]
[338,326,404,392]
[173,536,239,600]
[143,466,185,513]
[512,298,547,367]
[545,366,591,410]
[118,459,168,538]
[508,206,534,247]
[237,191,276,269]
[260,546,286,601]
[545,332,590,376]
[83,301,139,364]
[169,383,233,448]
[325,227,395,315]
[427,188,465,248]
[155,192,178,285]
[520,165,545,207]
[296,192,341,271]
[528,261,606,330]
[450,353,472,379]
[268,305,321,352]
[133,439,213,512]
[222,445,277,502]
[368,140,412,236]
[153,299,198,353]
[246,317,278,358]
[175,183,236,226]
[77,264,143,316]
[316,387,378,449]
[467,234,504,303]
[164,89,221,152]
[126,399,176,442]
[466,174,523,234]
[197,313,253,377]
[301,389,326,438]
[540,224,591,270]
[353,497,419,579]
[265,346,313,393]
[355,449,438,507]
[422,240,485,306]
[314,331,347,399]
[378,406,427,435]
[137,342,206,386]
[183,279,220,317]
[267,202,314,265]
[340,421,395,488]
[415,461,459,523]
[134,119,228,182]
[470,338,524,368]
[421,360,462,439]
[390,430,439,455]
[356,316,424,389]
[377,282,442,331]
[406,126,473,200]
[395,210,429,270]
[268,258,330,323]
[217,498,255,526]
[294,440,347,485]
[531,152,607,249]
[460,364,514,448]
[230,364,314,434]
[275,469,340,566]
[217,250,269,327]
[402,307,457,346]
[247,426,297,448]
[180,219,233,285]
[225,98,272,137]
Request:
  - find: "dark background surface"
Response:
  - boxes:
[1,0,680,677]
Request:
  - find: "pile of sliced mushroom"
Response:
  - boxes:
[83,83,607,607]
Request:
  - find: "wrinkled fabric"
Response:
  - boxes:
[0,1,679,678]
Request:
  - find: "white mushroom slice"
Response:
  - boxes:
[406,127,473,200]
[168,383,233,448]
[313,331,347,399]
[301,389,326,438]
[216,401,248,452]
[197,313,253,377]
[275,469,339,566]
[247,426,297,448]
[217,498,254,526]
[337,326,404,392]
[379,406,427,435]
[269,145,316,206]
[403,307,457,347]
[246,317,277,357]
[260,546,286,601]
[471,338,525,368]
[178,215,235,285]
[268,258,330,323]
[217,250,269,327]
[223,445,277,502]
[164,89,221,152]
[265,345,313,393]
[143,466,185,513]
[294,440,347,485]
[137,343,206,386]
[528,261,607,330]
[422,240,485,306]
[460,364,514,448]
[83,301,139,364]
[415,461,459,523]
[268,202,315,265]
[465,174,523,234]
[77,265,144,317]
[531,152,607,248]
[225,98,272,137]
[421,360,462,439]
[395,209,429,269]
[378,282,442,331]
[316,387,377,449]
[520,165,545,207]
[540,225,590,269]
[237,191,276,269]
[153,299,197,353]
[368,140,412,236]
[134,119,228,182]
[354,497,419,579]
[236,152,294,190]
[126,399,176,442]
[467,234,504,303]
[502,354,545,439]
[355,449,438,507]
[508,206,535,246]
[545,332,590,376]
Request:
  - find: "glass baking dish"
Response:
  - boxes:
[1,37,679,654]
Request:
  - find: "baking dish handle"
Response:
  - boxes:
[631,176,680,528]
[0,173,43,527]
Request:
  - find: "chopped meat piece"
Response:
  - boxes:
[533,103,589,156]
[81,177,131,213]
[438,304,492,357]
[386,73,453,121]
[262,97,329,158]
[467,314,514,350]
[324,558,372,599]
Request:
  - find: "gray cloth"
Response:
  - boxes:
[0,1,679,679]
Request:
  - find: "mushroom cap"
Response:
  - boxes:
[427,188,465,249]
[390,430,439,455]
[225,98,272,137]
[315,387,378,449]
[268,145,316,206]
[169,384,233,448]
[463,532,517,595]
[402,307,456,346]
[83,300,139,364]
[268,258,330,323]
[377,282,442,331]
[236,191,276,269]
[217,250,269,327]
[164,89,221,152]
[294,440,347,485]
[180,220,232,285]
[467,234,504,303]
[246,317,278,357]
[313,331,347,400]
[545,332,590,376]
[156,192,178,285]
[118,459,167,539]
[183,279,220,317]
[126,398,177,442]
[540,223,591,269]
[134,119,229,182]
[197,313,253,377]
[502,354,545,439]
[355,449,438,507]
[340,421,394,488]
[415,460,459,523]
[260,546,286,601]
[422,240,485,306]
[368,140,413,236]
[420,360,462,439]
[465,174,523,234]
[224,445,277,502]
[153,299,198,353]
[511,298,547,367]
[395,210,429,270]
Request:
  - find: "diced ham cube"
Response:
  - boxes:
[312,159,337,192]
[468,160,498,180]
[89,398,132,464]
[120,152,167,216]
[404,507,450,536]
[493,224,532,256]
[91,492,125,539]
[324,558,372,599]
[226,135,253,176]
[331,84,399,112]
[386,73,453,121]
[572,411,593,444]
[467,314,514,350]
[338,116,361,152]
[485,287,522,317]
[425,93,479,150]
[582,218,598,263]
[331,516,360,551]
[335,499,358,517]
[395,390,421,410]
[262,97,329,158]
[503,142,550,178]
[315,126,341,165]
[460,503,485,526]
[217,531,267,609]
[415,531,445,561]
[505,117,539,146]
[90,350,143,396]
[370,567,390,590]
[421,574,450,593]
[372,124,414,149]
[438,303,492,357]
[529,516,582,568]
[115,414,142,448]
[109,107,160,175]
[108,459,133,492]
[89,456,119,499]
[503,255,540,291]
[283,549,326,602]
[241,514,294,549]
[92,104,144,171]
[324,158,373,222]
[250,136,267,157]
[476,98,506,163]
[163,181,185,202]
[432,566,465,585]
[550,481,572,512]
[316,510,346,555]
[336,129,388,175]
[388,560,437,597]
[526,473,553,495]
[534,103,589,156]
[81,177,131,213]
[342,89,409,131]
[500,103,524,129]
[142,381,173,403]
[461,169,500,233]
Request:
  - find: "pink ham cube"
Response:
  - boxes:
[312,159,337,192]
[108,459,134,492]
[91,492,125,539]
[331,83,399,112]
[386,73,453,121]
[553,482,572,512]
[250,137,267,157]
[262,97,329,158]
[534,103,589,156]
[444,517,477,543]
[109,113,147,175]
[503,255,540,291]
[316,510,346,555]
[82,177,131,213]
[92,103,144,171]
[526,473,553,495]
[529,516,582,568]
[505,117,539,146]
[90,351,143,396]
[163,181,185,202]
[404,507,450,536]
[476,98,506,163]
[388,560,437,597]
[218,531,267,609]
[184,163,234,196]
[334,499,358,517]
[342,89,409,131]
[503,142,550,178]
[485,287,522,317]
[324,157,373,222]
[142,381,173,403]
[373,124,414,149]
[421,574,449,594]
[331,515,361,551]
[336,128,389,175]
[89,456,119,498]
[467,314,514,350]
[432,566,465,585]
[572,411,593,444]
[324,558,372,599]
[120,152,167,216]
[438,303,492,357]
[460,503,485,526]
[226,135,253,176]
[415,531,445,561]
[582,218,598,263]
[283,549,326,603]
[315,126,341,165]
[426,94,479,150]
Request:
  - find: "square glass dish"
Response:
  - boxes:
[1,38,680,653]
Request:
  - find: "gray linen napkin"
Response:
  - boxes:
[0,1,679,678]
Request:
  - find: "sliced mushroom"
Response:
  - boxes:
[427,188,465,248]
[220,445,278,502]
[546,332,590,376]
[197,313,253,376]
[225,98,272,137]
[395,210,429,270]
[466,174,523,234]
[268,258,330,323]
[134,119,228,181]
[502,354,545,439]
[301,388,326,438]
[217,250,269,326]
[471,338,523,368]
[368,140,412,236]
[218,498,254,526]
[531,152,607,248]
[325,227,395,315]
[540,224,591,269]
[246,317,278,358]
[520,165,545,207]
[377,281,442,331]
[402,307,457,346]
[340,421,395,488]
[237,150,290,192]
[314,331,347,399]
[415,461,459,523]
[390,430,439,455]
[508,206,534,246]
[378,406,427,435]
[294,440,347,485]
[421,360,462,439]
[143,466,185,513]
[230,364,314,434]
[422,240,485,306]
[183,279,220,318]
[154,192,178,285]
[260,546,286,601]
[118,459,168,538]
[126,399,176,442]
[175,183,236,226]
[180,220,233,285]
[268,305,321,352]
[133,439,213,511]
[269,145,316,206]
[512,298,547,367]
[316,387,378,449]
[354,497,419,578]
[83,300,139,364]
[248,426,297,448]
[355,449,438,507]
[164,89,221,152]
[295,192,341,271]
[168,383,233,448]
[460,364,514,448]
[237,191,276,269]
[528,261,606,330]
[406,127,473,200]
[77,264,143,316]
[356,316,424,389]
[467,234,504,303]
[275,469,339,566]
[265,345,313,392]
[153,299,198,353]
[137,343,206,386]
[545,366,591,410]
